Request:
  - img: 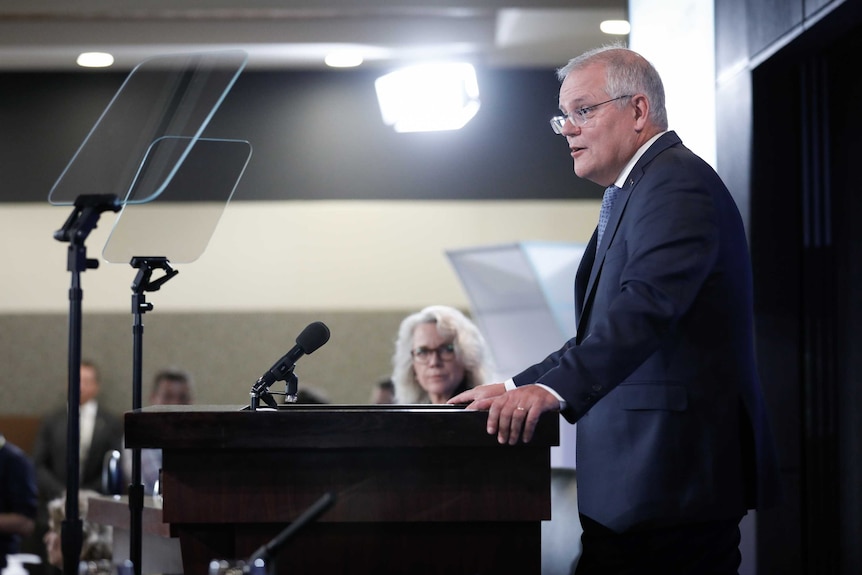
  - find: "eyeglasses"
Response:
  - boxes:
[411,343,456,364]
[550,95,633,134]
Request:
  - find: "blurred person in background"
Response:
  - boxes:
[28,361,122,568]
[0,432,38,570]
[123,368,194,496]
[369,378,396,405]
[33,361,123,503]
[42,489,111,573]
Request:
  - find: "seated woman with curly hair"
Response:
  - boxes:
[391,305,495,404]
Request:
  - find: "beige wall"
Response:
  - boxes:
[1,199,598,415]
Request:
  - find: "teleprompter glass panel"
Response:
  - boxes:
[102,137,252,264]
[48,50,247,206]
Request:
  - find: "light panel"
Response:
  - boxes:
[374,62,480,133]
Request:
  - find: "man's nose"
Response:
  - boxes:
[562,118,581,136]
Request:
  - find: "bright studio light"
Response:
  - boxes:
[600,20,632,35]
[76,52,115,68]
[374,62,481,133]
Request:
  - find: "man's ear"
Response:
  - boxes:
[631,94,650,131]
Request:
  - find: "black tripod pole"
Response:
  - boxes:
[128,257,178,575]
[53,194,121,575]
[61,239,85,575]
[128,290,146,575]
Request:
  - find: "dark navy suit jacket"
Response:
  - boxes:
[512,131,781,532]
[32,403,124,502]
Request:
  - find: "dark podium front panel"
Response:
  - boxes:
[125,404,559,575]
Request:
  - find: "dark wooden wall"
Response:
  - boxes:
[715,0,862,573]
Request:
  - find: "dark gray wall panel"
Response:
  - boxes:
[0,67,602,203]
[748,0,804,57]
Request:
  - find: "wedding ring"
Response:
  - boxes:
[516,406,526,411]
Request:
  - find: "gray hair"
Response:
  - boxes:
[557,44,668,130]
[391,305,494,404]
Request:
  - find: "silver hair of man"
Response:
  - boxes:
[557,43,668,131]
[391,305,495,404]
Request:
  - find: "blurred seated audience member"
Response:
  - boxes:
[391,305,494,404]
[370,378,396,404]
[294,386,330,404]
[0,433,38,570]
[146,368,194,407]
[43,490,112,572]
[124,368,194,496]
[33,360,124,504]
[29,360,122,568]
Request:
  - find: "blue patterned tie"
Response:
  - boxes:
[597,184,620,247]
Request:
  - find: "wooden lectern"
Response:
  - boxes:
[124,404,559,575]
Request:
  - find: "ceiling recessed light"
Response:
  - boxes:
[600,20,631,35]
[324,52,364,68]
[76,52,114,68]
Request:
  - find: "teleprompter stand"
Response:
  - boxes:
[53,194,122,575]
[106,135,252,573]
[127,257,178,573]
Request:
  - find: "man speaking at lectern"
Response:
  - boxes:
[450,46,780,574]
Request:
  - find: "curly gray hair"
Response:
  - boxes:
[391,305,494,404]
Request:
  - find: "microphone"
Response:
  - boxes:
[253,321,330,393]
[247,491,335,569]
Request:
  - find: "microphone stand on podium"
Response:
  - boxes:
[249,371,298,411]
[248,321,331,411]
